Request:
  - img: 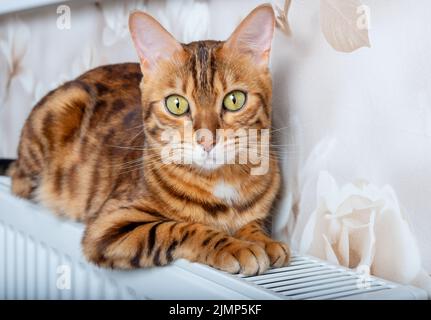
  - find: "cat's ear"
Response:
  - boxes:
[129,11,183,72]
[224,4,275,66]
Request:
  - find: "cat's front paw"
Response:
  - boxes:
[263,241,290,268]
[209,240,270,276]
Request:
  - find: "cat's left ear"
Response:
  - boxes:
[129,11,183,73]
[224,4,275,67]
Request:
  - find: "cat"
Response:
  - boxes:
[7,4,289,275]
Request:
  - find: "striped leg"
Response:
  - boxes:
[82,204,270,275]
[234,220,290,268]
[9,162,35,199]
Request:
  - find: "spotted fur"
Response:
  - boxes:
[9,5,289,275]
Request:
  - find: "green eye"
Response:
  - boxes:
[165,95,189,116]
[223,90,246,111]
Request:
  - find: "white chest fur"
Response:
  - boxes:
[212,181,239,205]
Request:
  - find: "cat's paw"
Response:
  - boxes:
[263,241,290,268]
[210,241,270,276]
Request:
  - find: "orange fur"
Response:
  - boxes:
[10,5,289,275]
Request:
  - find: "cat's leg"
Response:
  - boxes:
[9,121,45,199]
[9,120,45,199]
[9,162,36,199]
[234,220,290,268]
[10,83,90,200]
[82,204,270,275]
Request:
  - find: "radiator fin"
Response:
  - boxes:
[238,255,394,300]
[0,222,136,300]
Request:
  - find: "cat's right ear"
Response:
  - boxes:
[129,11,183,73]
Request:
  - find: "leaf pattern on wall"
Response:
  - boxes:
[275,0,292,36]
[50,46,99,95]
[101,0,147,46]
[300,170,425,285]
[17,68,45,105]
[100,0,210,47]
[157,0,209,43]
[274,0,371,53]
[320,0,371,52]
[0,17,31,103]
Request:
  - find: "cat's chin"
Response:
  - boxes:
[191,159,224,172]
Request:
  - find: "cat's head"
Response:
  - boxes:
[129,4,275,173]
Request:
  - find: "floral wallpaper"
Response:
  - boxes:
[0,0,215,158]
[0,0,430,296]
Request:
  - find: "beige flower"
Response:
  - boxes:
[300,171,430,296]
[273,0,371,52]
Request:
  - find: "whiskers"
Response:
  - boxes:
[103,124,300,177]
[105,142,164,175]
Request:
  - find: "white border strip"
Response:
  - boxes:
[0,0,70,16]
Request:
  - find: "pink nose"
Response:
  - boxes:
[198,136,215,152]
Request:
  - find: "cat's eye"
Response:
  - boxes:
[165,95,189,116]
[223,90,246,111]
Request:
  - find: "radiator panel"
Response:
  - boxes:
[0,177,427,300]
[239,255,394,300]
[0,223,135,300]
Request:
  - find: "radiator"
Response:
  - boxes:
[0,177,427,300]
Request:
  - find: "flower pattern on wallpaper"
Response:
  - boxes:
[274,0,371,52]
[156,0,210,43]
[0,0,211,111]
[52,45,99,91]
[299,171,430,295]
[0,0,211,155]
[0,17,31,104]
[29,45,99,105]
[274,0,292,36]
[0,1,429,297]
[101,0,147,46]
[99,0,210,53]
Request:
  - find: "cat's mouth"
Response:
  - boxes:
[159,134,270,175]
[191,149,224,171]
[188,145,227,171]
[161,141,236,171]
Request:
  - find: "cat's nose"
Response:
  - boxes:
[197,135,216,152]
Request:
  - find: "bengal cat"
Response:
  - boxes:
[8,4,290,275]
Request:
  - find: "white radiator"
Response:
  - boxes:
[0,177,427,300]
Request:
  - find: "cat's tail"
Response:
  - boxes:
[0,159,16,176]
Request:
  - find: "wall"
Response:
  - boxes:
[0,0,430,274]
